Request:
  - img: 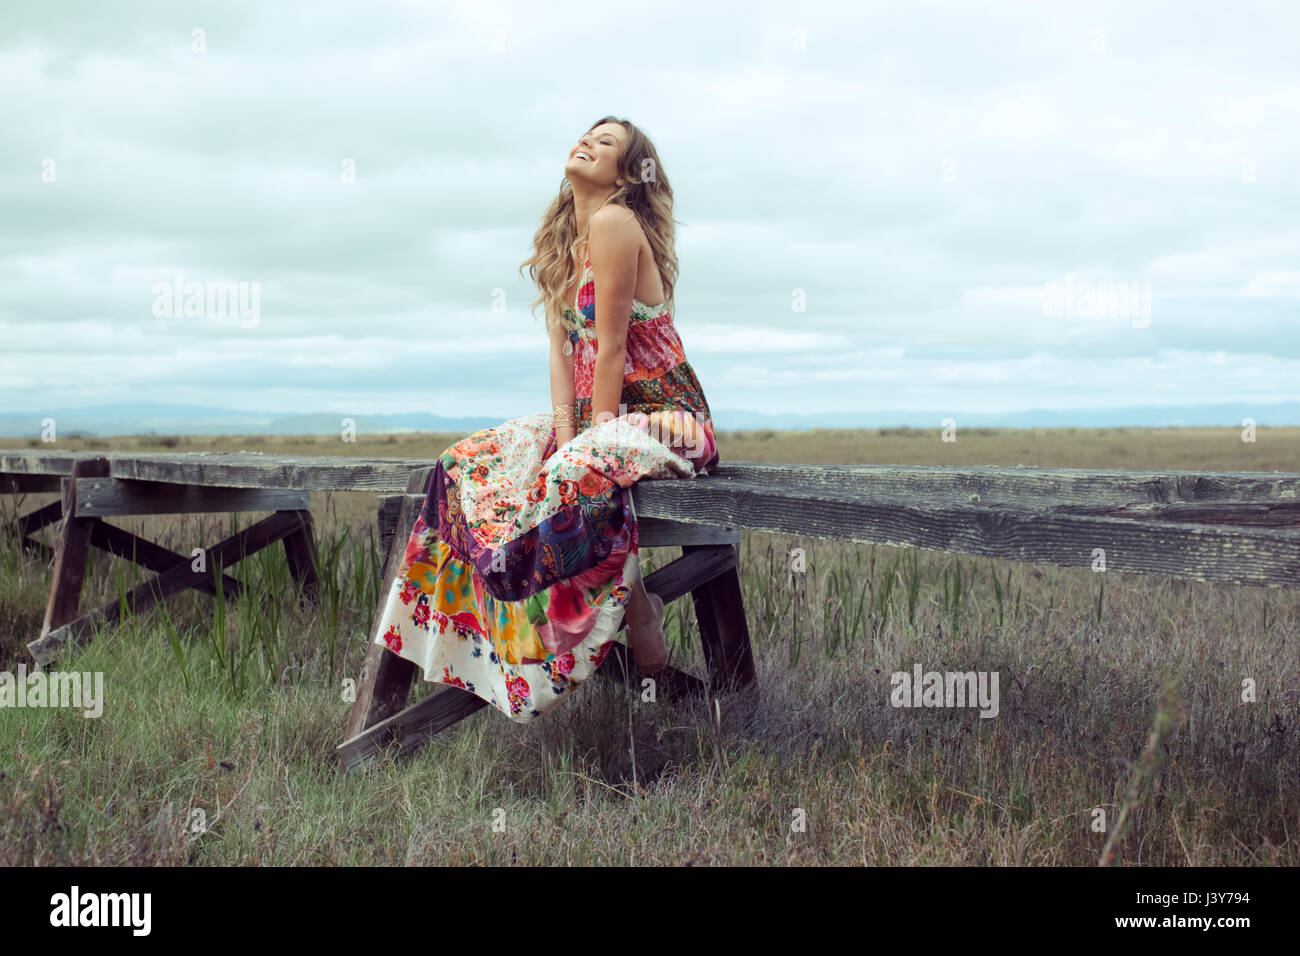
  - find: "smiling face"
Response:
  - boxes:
[564,122,626,185]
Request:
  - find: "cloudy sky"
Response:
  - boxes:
[3,0,1297,424]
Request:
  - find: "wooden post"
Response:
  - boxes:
[39,457,110,648]
[341,468,433,743]
[682,543,756,695]
[282,509,320,608]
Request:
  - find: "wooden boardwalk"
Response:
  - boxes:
[3,448,1299,768]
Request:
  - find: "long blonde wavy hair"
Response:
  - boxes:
[520,116,680,336]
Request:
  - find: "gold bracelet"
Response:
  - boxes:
[553,403,576,428]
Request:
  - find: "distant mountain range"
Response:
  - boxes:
[1,400,1297,439]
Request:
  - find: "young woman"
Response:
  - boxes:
[370,116,718,722]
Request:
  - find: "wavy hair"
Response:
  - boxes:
[520,116,679,336]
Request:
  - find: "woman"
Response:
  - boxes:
[370,116,718,722]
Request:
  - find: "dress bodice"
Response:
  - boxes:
[562,257,717,469]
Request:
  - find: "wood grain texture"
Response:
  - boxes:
[5,451,1299,504]
[0,449,436,491]
[700,462,1300,507]
[632,479,1300,588]
[73,478,310,517]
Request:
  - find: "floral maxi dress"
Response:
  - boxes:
[370,255,719,721]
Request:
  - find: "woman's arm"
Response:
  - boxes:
[588,206,640,428]
[548,311,577,447]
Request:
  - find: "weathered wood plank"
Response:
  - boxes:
[632,479,1300,588]
[1050,500,1300,528]
[639,516,740,547]
[72,478,310,517]
[0,449,436,491]
[105,455,434,492]
[0,449,83,478]
[28,510,301,665]
[5,450,1300,504]
[700,462,1300,508]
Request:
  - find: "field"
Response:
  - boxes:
[1,426,1298,865]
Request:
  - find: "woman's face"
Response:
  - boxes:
[565,122,625,185]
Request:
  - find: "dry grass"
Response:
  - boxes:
[0,426,1297,865]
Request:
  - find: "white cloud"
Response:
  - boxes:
[2,0,1297,422]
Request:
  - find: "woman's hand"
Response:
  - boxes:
[555,423,577,449]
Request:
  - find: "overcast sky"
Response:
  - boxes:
[3,0,1297,422]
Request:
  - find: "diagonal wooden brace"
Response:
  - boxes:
[28,509,305,666]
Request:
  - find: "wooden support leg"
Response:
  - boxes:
[39,458,111,650]
[340,471,432,746]
[281,509,320,608]
[682,543,756,695]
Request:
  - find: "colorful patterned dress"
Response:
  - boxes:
[371,254,719,721]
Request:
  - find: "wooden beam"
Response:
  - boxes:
[638,516,739,547]
[0,450,81,479]
[337,685,487,771]
[681,544,756,695]
[28,509,302,665]
[0,449,437,492]
[72,477,309,517]
[9,450,1299,504]
[8,500,62,560]
[87,519,244,599]
[281,510,320,608]
[651,462,1300,510]
[1,474,63,494]
[18,500,64,537]
[110,455,436,492]
[635,543,738,605]
[39,458,111,646]
[376,494,404,550]
[629,479,1300,589]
